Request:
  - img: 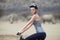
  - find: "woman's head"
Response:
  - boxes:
[29,3,38,14]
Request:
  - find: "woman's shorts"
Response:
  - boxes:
[24,32,46,40]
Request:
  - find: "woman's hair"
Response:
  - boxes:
[29,6,38,9]
[29,3,38,9]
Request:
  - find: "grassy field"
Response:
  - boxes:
[0,20,60,40]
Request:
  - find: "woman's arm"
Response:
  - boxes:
[19,15,35,33]
[20,22,33,34]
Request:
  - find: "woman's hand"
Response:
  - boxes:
[16,32,22,35]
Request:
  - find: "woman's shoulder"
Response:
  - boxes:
[33,14,38,17]
[32,14,40,18]
[32,14,36,17]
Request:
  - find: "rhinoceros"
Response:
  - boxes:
[41,14,56,24]
[8,13,18,24]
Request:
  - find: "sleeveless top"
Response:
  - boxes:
[33,21,45,33]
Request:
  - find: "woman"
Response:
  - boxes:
[17,3,46,40]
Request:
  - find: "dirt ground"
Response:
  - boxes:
[0,20,60,40]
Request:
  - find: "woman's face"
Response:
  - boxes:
[30,7,36,14]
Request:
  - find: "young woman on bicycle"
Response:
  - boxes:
[17,3,46,40]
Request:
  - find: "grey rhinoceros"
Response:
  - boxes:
[41,14,56,24]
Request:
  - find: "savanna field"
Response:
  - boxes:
[0,20,60,40]
[0,0,60,40]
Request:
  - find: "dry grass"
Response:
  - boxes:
[0,20,60,40]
